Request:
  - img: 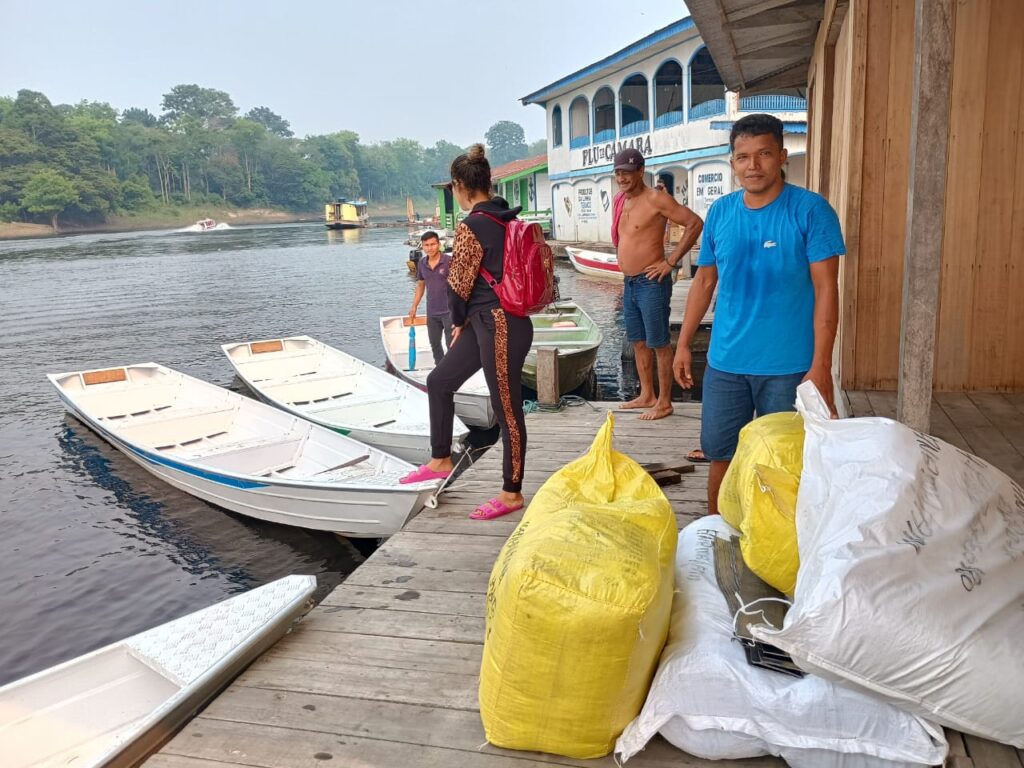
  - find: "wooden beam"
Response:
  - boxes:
[536,347,560,406]
[897,0,954,431]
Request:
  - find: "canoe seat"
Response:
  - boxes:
[301,393,400,415]
[194,438,305,476]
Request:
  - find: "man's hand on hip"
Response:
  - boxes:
[643,260,674,282]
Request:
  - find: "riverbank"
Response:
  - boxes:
[0,207,318,241]
[0,197,434,241]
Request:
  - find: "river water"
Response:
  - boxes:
[0,223,642,685]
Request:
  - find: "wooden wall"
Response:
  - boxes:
[809,0,1024,391]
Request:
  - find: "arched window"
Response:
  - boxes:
[593,87,615,143]
[654,60,684,129]
[689,47,726,120]
[551,105,563,147]
[619,74,650,136]
[569,96,590,148]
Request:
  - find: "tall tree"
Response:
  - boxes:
[244,106,293,138]
[485,120,528,166]
[160,85,237,130]
[21,169,79,231]
[527,138,547,156]
[121,107,158,127]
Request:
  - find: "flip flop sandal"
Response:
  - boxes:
[686,449,710,463]
[470,497,524,521]
[399,464,452,484]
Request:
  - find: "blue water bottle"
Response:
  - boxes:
[408,324,417,371]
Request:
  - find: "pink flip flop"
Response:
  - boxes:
[399,464,451,484]
[470,497,524,520]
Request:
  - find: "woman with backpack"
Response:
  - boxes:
[399,143,534,521]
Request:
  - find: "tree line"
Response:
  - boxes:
[0,85,544,230]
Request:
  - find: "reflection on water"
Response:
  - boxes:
[0,222,649,685]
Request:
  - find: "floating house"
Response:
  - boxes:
[685,0,1024,413]
[520,17,808,244]
[324,198,368,229]
[433,154,552,234]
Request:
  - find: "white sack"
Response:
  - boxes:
[753,382,1024,747]
[616,516,947,768]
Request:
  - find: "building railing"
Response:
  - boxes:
[621,119,650,136]
[654,110,684,129]
[688,99,727,121]
[739,95,807,112]
[593,128,615,143]
[569,135,590,149]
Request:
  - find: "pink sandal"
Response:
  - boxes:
[399,464,451,484]
[470,497,524,520]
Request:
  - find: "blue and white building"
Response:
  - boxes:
[521,17,808,244]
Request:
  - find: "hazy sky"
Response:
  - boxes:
[1,1,689,146]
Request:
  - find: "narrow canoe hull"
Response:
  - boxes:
[380,316,498,428]
[521,346,600,394]
[566,247,623,281]
[59,399,432,538]
[222,336,469,465]
[0,575,316,768]
[523,301,604,396]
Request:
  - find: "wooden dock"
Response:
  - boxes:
[145,398,1024,768]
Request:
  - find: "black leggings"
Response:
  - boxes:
[426,308,533,493]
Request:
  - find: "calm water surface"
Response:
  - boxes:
[0,223,638,685]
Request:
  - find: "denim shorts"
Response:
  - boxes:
[623,273,673,348]
[700,365,806,461]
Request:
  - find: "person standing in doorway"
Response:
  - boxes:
[673,113,845,514]
[400,144,534,522]
[408,231,453,365]
[613,149,704,420]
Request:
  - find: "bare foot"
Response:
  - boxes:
[639,404,674,420]
[620,395,657,410]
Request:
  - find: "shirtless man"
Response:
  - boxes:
[613,148,703,420]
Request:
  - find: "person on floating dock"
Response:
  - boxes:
[400,144,533,521]
[408,230,453,365]
[613,148,704,421]
[674,113,846,515]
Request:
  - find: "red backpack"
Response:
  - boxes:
[473,212,556,317]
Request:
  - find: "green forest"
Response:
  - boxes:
[0,85,545,230]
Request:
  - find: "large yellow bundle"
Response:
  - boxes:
[718,412,804,595]
[479,413,677,759]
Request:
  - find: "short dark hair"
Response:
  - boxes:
[730,113,784,152]
[420,230,439,243]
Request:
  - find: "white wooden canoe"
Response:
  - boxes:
[565,246,623,281]
[47,364,438,538]
[0,574,315,768]
[379,315,497,428]
[222,336,468,464]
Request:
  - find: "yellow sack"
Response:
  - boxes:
[718,412,804,595]
[479,413,677,759]
[743,463,801,594]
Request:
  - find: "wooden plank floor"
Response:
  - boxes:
[146,398,1024,768]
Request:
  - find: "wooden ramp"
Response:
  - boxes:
[145,399,1023,768]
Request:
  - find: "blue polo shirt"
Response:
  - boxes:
[417,252,451,317]
[696,184,846,375]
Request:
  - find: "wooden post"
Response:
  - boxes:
[897,0,954,432]
[537,348,560,407]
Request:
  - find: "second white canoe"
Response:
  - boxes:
[223,336,469,464]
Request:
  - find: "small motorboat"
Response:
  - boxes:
[223,336,468,464]
[523,301,604,395]
[197,218,216,231]
[380,315,497,428]
[47,364,439,538]
[0,575,316,768]
[566,246,623,281]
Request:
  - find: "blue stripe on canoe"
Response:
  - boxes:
[62,397,269,490]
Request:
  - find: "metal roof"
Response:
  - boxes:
[684,0,826,92]
[520,17,696,106]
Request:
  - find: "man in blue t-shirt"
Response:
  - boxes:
[673,114,846,515]
[408,231,453,365]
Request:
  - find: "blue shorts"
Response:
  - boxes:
[701,365,806,461]
[623,273,673,348]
